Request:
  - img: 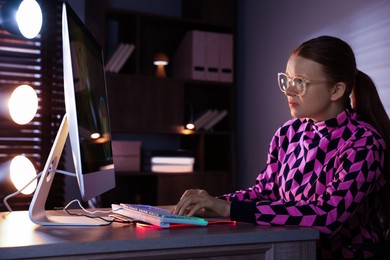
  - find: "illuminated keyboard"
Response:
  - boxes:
[112,203,208,228]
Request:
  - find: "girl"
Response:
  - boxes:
[174,36,390,259]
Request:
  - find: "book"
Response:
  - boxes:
[145,149,194,158]
[105,43,125,72]
[203,110,228,130]
[112,44,135,73]
[151,156,195,165]
[193,110,212,129]
[143,149,195,173]
[150,164,193,173]
[105,43,135,73]
[194,110,218,130]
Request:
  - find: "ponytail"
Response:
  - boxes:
[352,70,390,175]
[353,70,390,240]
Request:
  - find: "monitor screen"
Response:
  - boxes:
[29,2,115,226]
[63,2,115,201]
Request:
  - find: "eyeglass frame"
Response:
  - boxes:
[277,72,330,96]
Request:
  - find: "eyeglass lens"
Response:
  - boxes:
[278,73,305,95]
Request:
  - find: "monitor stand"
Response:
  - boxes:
[28,114,108,226]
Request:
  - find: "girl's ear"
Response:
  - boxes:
[330,82,347,101]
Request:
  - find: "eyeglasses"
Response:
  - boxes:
[277,73,329,96]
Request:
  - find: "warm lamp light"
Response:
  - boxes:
[10,155,37,195]
[153,52,169,78]
[8,84,38,124]
[185,122,195,130]
[90,132,101,139]
[0,0,42,39]
[184,103,195,130]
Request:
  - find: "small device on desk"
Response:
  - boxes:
[112,204,208,228]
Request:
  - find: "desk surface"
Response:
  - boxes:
[0,210,319,259]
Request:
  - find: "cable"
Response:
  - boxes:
[62,207,116,225]
[3,170,128,224]
[3,171,43,212]
[3,169,76,212]
[64,199,114,215]
[61,199,127,224]
[54,169,77,177]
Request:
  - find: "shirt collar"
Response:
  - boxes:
[306,108,352,136]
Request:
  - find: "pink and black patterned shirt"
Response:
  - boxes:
[221,108,386,259]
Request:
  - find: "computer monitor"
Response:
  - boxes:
[28,2,115,226]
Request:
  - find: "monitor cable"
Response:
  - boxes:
[3,169,76,212]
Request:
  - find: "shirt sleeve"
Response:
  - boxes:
[229,144,385,235]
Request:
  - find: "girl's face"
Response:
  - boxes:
[284,55,339,122]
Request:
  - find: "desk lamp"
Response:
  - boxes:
[185,103,195,130]
[0,0,42,39]
[154,52,169,78]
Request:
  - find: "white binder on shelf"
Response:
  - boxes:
[219,33,233,82]
[173,30,233,83]
[205,32,220,81]
[173,30,206,80]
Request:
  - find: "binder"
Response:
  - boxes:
[173,30,233,82]
[219,33,233,82]
[173,30,206,80]
[205,32,220,81]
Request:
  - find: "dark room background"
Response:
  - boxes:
[67,0,390,195]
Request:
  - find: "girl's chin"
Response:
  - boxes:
[290,109,303,118]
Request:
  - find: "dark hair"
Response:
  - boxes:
[292,35,390,239]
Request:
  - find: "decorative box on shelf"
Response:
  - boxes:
[112,140,141,172]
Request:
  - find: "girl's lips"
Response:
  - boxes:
[289,100,298,107]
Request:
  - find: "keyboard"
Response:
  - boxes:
[112,203,208,228]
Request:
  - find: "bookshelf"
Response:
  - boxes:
[85,0,236,206]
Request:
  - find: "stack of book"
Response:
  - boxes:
[143,150,195,173]
[193,109,228,131]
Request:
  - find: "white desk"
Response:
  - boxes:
[0,210,319,260]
